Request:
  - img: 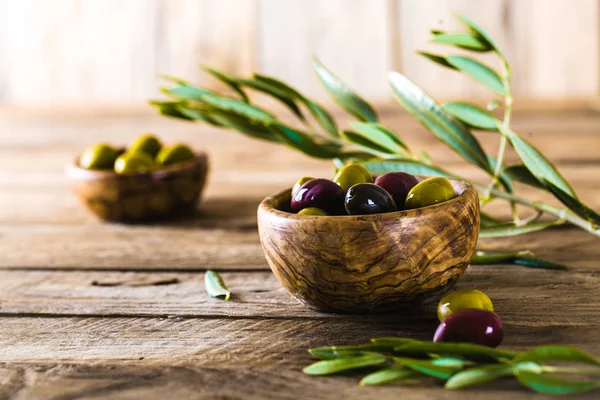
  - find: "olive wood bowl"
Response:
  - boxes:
[257,178,479,313]
[66,152,209,223]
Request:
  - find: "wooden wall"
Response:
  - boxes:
[0,0,598,105]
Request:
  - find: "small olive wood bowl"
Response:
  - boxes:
[66,152,209,223]
[257,178,480,313]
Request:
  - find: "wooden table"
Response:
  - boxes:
[0,104,599,399]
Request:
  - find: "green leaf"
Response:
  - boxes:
[162,85,210,101]
[194,91,275,123]
[199,65,249,103]
[454,13,500,52]
[480,212,507,229]
[431,357,474,368]
[394,357,464,380]
[445,364,515,389]
[471,251,570,271]
[303,354,389,376]
[360,365,421,386]
[274,124,343,159]
[303,100,339,137]
[394,342,520,362]
[342,131,393,154]
[512,257,570,271]
[148,100,194,121]
[503,129,577,197]
[309,343,397,360]
[371,337,419,346]
[314,57,378,122]
[361,159,458,179]
[204,270,231,300]
[389,72,492,173]
[543,180,600,226]
[417,51,457,70]
[176,105,222,126]
[503,165,546,190]
[487,155,514,193]
[204,109,280,142]
[253,73,303,98]
[348,122,405,154]
[446,56,506,95]
[442,102,501,131]
[515,371,600,395]
[479,220,563,238]
[487,100,501,110]
[235,78,305,121]
[430,33,493,52]
[514,345,600,367]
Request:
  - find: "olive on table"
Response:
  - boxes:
[156,144,195,166]
[292,177,314,197]
[437,289,494,322]
[80,143,119,170]
[114,151,155,174]
[128,134,162,158]
[433,309,504,348]
[405,177,456,209]
[374,172,419,209]
[344,183,397,215]
[298,207,328,216]
[291,178,345,215]
[333,164,373,192]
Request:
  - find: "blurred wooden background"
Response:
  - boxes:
[0,0,599,105]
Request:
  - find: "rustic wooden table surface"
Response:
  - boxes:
[0,103,599,399]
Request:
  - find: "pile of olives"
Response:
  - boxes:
[79,134,196,174]
[434,289,503,348]
[290,164,456,216]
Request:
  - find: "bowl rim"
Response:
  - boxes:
[259,177,476,221]
[65,150,208,181]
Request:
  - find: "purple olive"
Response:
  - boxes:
[433,309,504,348]
[374,172,419,209]
[291,178,345,215]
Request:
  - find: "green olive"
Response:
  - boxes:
[298,207,328,216]
[437,289,494,322]
[114,152,155,174]
[292,177,314,197]
[333,164,373,192]
[128,134,162,158]
[79,143,119,170]
[405,177,456,209]
[155,144,195,166]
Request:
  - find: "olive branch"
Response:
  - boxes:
[150,13,600,269]
[301,338,600,395]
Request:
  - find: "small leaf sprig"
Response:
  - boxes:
[150,13,600,262]
[303,338,600,395]
[205,270,231,300]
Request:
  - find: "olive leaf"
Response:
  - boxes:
[149,100,194,121]
[514,345,600,367]
[303,100,339,137]
[502,129,577,197]
[487,99,501,110]
[394,357,464,380]
[235,77,305,120]
[480,212,507,229]
[389,72,492,174]
[442,102,501,131]
[309,343,397,359]
[274,124,343,159]
[445,364,515,389]
[204,270,231,300]
[314,57,378,122]
[303,353,389,376]
[430,33,493,52]
[341,131,393,155]
[471,251,569,271]
[511,257,570,270]
[446,56,507,95]
[162,85,210,101]
[479,220,563,238]
[454,13,500,52]
[359,365,421,386]
[176,105,222,126]
[202,109,280,142]
[503,165,546,190]
[393,342,520,362]
[543,180,600,226]
[199,64,249,103]
[348,122,406,154]
[515,371,600,395]
[361,159,458,179]
[371,337,419,346]
[417,51,457,70]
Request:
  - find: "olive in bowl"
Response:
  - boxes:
[66,135,209,223]
[257,177,480,312]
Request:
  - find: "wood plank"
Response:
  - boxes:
[257,0,393,99]
[3,362,599,400]
[0,267,598,324]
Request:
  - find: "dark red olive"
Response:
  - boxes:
[291,178,345,215]
[374,172,419,209]
[433,309,504,348]
[344,183,397,215]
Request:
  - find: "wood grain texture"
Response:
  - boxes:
[66,153,209,222]
[258,182,479,312]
